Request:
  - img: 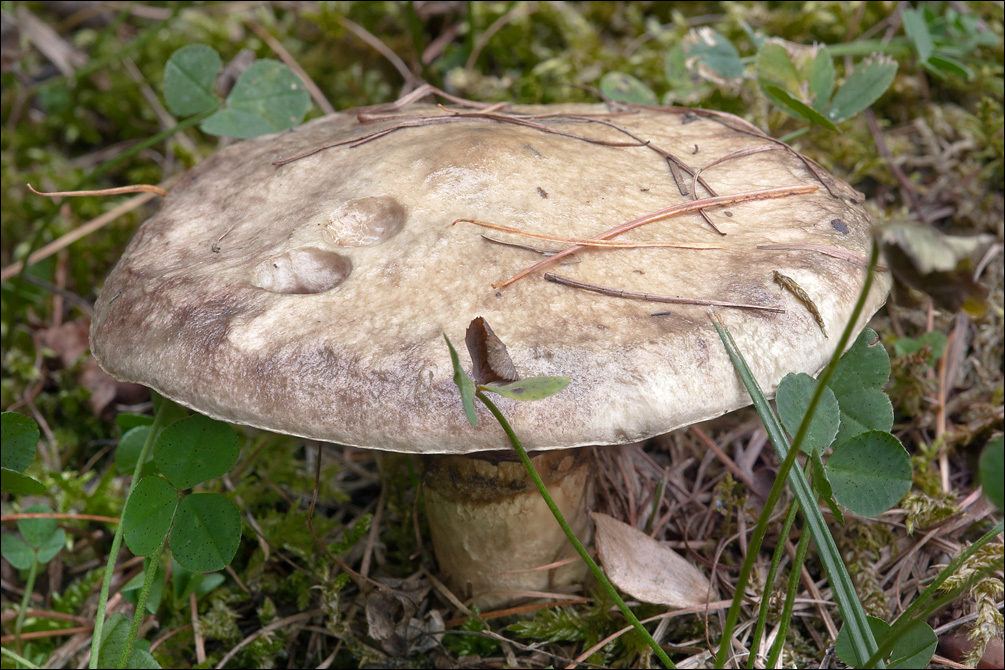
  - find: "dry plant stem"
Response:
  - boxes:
[274,110,643,166]
[189,592,206,665]
[474,390,675,669]
[545,273,785,313]
[213,610,320,670]
[454,219,724,249]
[2,512,119,524]
[495,185,819,288]
[246,21,336,115]
[337,16,416,89]
[569,601,734,669]
[2,190,159,282]
[756,243,885,269]
[27,183,168,198]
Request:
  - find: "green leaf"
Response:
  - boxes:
[481,376,571,401]
[172,558,225,601]
[809,47,835,111]
[811,452,844,524]
[201,59,309,139]
[763,85,839,131]
[837,616,936,668]
[599,72,657,105]
[171,493,242,573]
[19,502,58,548]
[123,476,178,557]
[689,29,744,80]
[116,425,156,475]
[116,412,154,432]
[710,316,882,665]
[1,468,46,495]
[832,387,893,446]
[776,373,841,455]
[826,54,898,122]
[97,613,128,666]
[902,8,935,63]
[979,436,1003,512]
[163,44,222,116]
[201,108,279,140]
[828,329,890,396]
[1,533,35,570]
[2,411,39,472]
[127,648,161,669]
[663,45,690,87]
[35,527,66,564]
[891,331,947,364]
[925,54,973,80]
[825,431,912,517]
[756,41,801,94]
[122,559,165,614]
[445,334,477,426]
[154,414,240,490]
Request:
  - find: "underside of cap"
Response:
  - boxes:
[90,103,890,453]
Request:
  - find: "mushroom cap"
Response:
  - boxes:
[90,103,890,453]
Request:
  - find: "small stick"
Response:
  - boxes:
[247,21,336,115]
[27,183,167,198]
[456,219,724,250]
[690,145,777,197]
[493,184,819,288]
[757,243,888,270]
[2,191,160,282]
[544,273,786,313]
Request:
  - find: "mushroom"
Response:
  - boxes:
[90,102,890,608]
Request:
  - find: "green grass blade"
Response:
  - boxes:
[865,520,1004,668]
[712,242,883,667]
[710,317,881,668]
[747,500,799,668]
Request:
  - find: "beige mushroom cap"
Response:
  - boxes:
[90,103,890,453]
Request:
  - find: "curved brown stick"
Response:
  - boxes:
[492,184,819,288]
[455,219,724,249]
[27,183,168,198]
[544,273,785,313]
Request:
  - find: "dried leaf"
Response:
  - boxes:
[465,317,518,385]
[365,576,442,656]
[773,271,827,336]
[591,512,711,607]
[876,222,993,313]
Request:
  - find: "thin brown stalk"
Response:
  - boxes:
[338,16,416,88]
[544,273,785,313]
[757,243,888,269]
[247,21,336,115]
[690,145,777,196]
[494,185,819,288]
[275,109,647,166]
[480,234,560,256]
[455,219,724,249]
[27,183,167,198]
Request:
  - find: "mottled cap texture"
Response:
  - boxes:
[90,103,890,453]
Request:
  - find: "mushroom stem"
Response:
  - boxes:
[422,448,594,609]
